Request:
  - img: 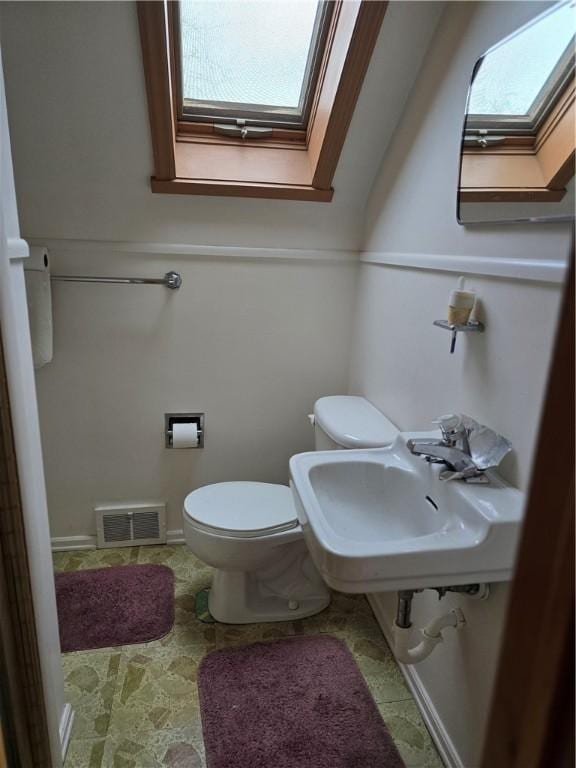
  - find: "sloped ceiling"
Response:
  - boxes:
[0,1,444,250]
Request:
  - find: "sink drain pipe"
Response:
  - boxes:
[392,588,477,665]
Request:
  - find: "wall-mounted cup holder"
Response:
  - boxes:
[433,319,484,354]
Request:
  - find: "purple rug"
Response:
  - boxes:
[198,635,405,768]
[55,564,174,652]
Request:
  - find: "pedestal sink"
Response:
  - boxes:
[289,433,524,593]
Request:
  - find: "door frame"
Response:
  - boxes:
[0,332,52,767]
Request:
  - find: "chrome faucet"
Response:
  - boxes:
[407,414,488,482]
[433,413,470,454]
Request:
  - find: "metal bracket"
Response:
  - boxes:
[434,319,484,354]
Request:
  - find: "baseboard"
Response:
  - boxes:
[368,594,463,768]
[59,703,75,762]
[51,530,185,551]
[51,535,96,551]
[167,529,185,544]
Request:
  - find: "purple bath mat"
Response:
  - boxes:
[55,564,174,652]
[198,635,405,768]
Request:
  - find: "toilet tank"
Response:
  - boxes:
[313,396,399,451]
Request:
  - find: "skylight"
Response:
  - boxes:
[178,0,329,127]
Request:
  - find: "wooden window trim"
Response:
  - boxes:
[137,1,388,201]
[460,77,575,203]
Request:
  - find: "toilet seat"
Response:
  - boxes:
[183,482,298,539]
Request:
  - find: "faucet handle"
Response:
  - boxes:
[433,414,463,443]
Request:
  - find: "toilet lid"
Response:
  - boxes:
[183,482,298,538]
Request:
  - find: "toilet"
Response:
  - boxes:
[183,396,398,623]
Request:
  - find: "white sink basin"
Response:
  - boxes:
[289,433,524,593]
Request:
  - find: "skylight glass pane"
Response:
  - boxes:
[179,0,320,110]
[468,3,575,116]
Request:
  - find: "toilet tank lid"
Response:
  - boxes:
[313,396,398,449]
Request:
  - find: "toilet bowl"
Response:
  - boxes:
[183,396,399,624]
[183,481,329,623]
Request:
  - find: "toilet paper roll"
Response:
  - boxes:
[172,422,199,448]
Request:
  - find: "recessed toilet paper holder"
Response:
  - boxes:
[165,413,205,448]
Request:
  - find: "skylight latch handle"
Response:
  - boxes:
[214,120,273,140]
[463,132,507,148]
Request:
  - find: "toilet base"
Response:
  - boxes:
[208,572,330,623]
[208,544,331,624]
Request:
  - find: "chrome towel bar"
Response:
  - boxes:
[50,270,182,290]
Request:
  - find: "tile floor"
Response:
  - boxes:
[54,545,443,768]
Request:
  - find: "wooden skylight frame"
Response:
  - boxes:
[137,0,388,201]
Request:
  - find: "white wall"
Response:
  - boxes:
[350,2,571,766]
[0,0,444,540]
[37,246,357,537]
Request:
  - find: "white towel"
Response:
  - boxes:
[24,247,53,369]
